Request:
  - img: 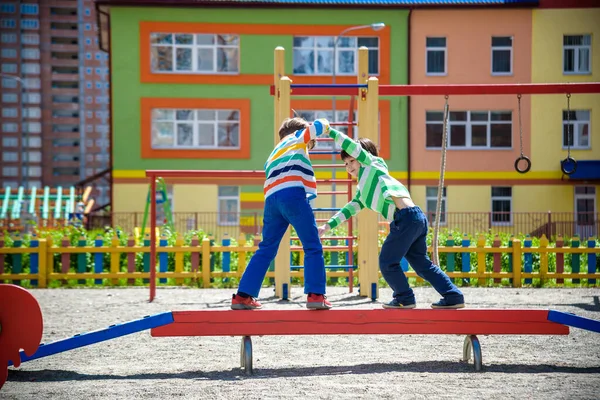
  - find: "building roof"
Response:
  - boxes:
[96,0,538,7]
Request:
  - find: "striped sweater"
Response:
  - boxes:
[263,119,330,200]
[325,129,411,229]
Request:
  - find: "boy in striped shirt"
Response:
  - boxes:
[318,127,465,309]
[232,117,333,310]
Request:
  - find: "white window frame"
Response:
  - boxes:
[563,109,591,150]
[491,36,513,76]
[292,35,380,76]
[218,186,240,226]
[491,186,512,226]
[426,186,447,225]
[426,110,512,149]
[151,108,241,150]
[563,34,591,75]
[150,33,240,74]
[293,109,359,150]
[426,37,447,76]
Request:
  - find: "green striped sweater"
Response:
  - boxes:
[325,129,411,229]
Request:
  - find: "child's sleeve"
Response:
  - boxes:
[326,197,365,230]
[297,118,331,144]
[328,128,374,166]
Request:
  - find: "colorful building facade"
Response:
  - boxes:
[98,0,599,236]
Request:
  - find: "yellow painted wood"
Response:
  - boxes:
[274,76,292,299]
[110,237,120,285]
[38,238,47,288]
[512,239,522,288]
[477,235,486,286]
[539,234,549,285]
[237,233,247,278]
[175,235,184,285]
[202,237,211,288]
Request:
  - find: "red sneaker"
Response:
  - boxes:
[306,294,332,310]
[231,294,263,310]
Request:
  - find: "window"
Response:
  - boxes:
[20,4,38,14]
[3,137,18,147]
[1,48,16,58]
[218,186,239,226]
[426,186,447,225]
[23,93,41,104]
[1,33,16,43]
[2,123,18,132]
[563,110,591,149]
[23,107,41,118]
[426,110,512,149]
[23,122,41,133]
[563,35,591,74]
[1,4,16,13]
[22,63,40,74]
[20,19,39,30]
[292,36,380,76]
[1,63,17,73]
[2,93,17,103]
[2,152,18,162]
[21,33,39,44]
[2,108,17,117]
[85,23,91,31]
[26,136,41,148]
[24,77,40,88]
[491,36,512,75]
[293,109,358,150]
[2,77,17,88]
[152,108,240,149]
[3,167,18,176]
[85,8,91,16]
[22,48,40,59]
[27,151,42,163]
[575,186,596,229]
[150,33,239,74]
[426,37,446,75]
[26,166,42,177]
[491,187,512,225]
[0,19,16,28]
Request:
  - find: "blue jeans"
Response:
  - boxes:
[238,187,326,297]
[379,206,464,304]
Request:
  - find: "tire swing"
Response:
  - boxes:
[560,93,578,175]
[514,94,531,174]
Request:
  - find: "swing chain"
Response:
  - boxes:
[514,94,531,174]
[560,93,578,175]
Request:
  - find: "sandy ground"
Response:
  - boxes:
[3,286,600,400]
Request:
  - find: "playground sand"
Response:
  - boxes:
[4,286,600,400]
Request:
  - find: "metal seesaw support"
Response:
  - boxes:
[462,335,483,371]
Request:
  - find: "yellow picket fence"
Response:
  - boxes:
[0,233,598,288]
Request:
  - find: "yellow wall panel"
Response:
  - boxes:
[114,184,148,212]
[173,185,217,212]
[513,185,573,212]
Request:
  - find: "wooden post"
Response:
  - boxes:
[46,237,53,286]
[512,239,522,288]
[477,235,486,286]
[556,235,564,285]
[29,234,39,287]
[524,235,533,284]
[38,238,47,288]
[94,235,104,285]
[274,76,292,299]
[175,235,184,285]
[202,237,211,288]
[571,235,580,284]
[539,234,549,286]
[127,236,135,285]
[237,233,247,278]
[357,76,380,299]
[446,234,455,283]
[110,236,120,285]
[588,237,597,285]
[492,234,501,284]
[77,235,87,284]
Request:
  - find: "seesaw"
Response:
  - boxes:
[1,283,599,390]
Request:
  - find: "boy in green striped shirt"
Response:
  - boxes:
[318,127,465,309]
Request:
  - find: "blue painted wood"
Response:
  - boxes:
[9,312,175,366]
[222,236,230,283]
[524,236,532,284]
[461,236,470,286]
[29,236,39,287]
[547,310,600,334]
[159,237,168,284]
[587,239,596,285]
[94,238,103,285]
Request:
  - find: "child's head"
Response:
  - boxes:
[340,138,378,177]
[278,117,308,140]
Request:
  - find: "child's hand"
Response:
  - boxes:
[317,224,330,237]
[314,118,330,135]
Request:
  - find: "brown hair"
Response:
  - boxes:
[278,117,309,140]
[340,137,379,160]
